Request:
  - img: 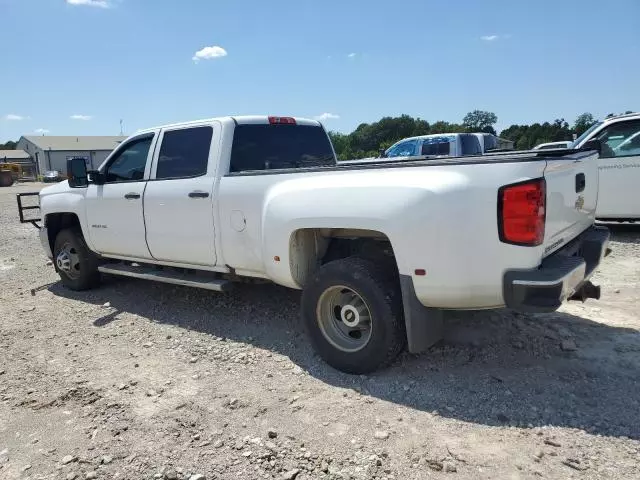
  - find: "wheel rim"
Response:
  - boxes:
[56,242,81,280]
[316,285,373,353]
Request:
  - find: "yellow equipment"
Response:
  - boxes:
[0,163,22,187]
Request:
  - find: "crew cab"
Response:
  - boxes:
[570,112,640,221]
[19,115,610,374]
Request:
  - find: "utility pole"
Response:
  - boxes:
[119,119,124,136]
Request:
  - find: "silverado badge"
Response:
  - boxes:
[575,195,585,210]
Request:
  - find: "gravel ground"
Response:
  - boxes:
[1,183,639,480]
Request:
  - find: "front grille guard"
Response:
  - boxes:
[16,192,41,229]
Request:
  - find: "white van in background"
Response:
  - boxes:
[571,112,640,221]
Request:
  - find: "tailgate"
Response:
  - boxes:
[542,151,599,256]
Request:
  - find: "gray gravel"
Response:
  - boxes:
[1,183,639,479]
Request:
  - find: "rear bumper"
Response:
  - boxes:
[503,226,610,313]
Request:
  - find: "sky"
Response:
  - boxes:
[1,0,639,142]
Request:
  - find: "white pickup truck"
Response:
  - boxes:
[342,133,511,166]
[384,132,510,158]
[18,115,610,374]
[571,112,640,221]
[383,133,485,158]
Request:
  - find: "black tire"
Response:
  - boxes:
[301,256,406,374]
[53,228,101,291]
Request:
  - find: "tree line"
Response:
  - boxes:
[1,110,633,159]
[329,111,631,160]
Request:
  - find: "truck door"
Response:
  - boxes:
[84,133,156,258]
[591,119,640,219]
[143,123,219,266]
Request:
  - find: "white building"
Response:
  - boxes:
[17,136,127,175]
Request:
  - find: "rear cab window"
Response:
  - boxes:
[460,134,482,155]
[229,123,336,173]
[481,134,498,151]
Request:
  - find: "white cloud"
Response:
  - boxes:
[66,0,110,8]
[70,114,93,121]
[480,35,499,41]
[347,53,356,58]
[192,46,228,63]
[314,113,340,122]
[4,114,26,121]
[34,129,50,134]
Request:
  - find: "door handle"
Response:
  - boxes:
[575,173,586,193]
[124,193,141,199]
[188,191,210,198]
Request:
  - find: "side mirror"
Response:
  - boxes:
[581,139,601,155]
[379,148,387,158]
[67,158,88,188]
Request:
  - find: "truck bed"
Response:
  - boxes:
[227,148,596,177]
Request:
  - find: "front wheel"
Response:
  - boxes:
[301,257,406,374]
[53,228,101,291]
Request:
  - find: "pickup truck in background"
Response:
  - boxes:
[19,115,610,374]
[384,132,512,158]
[570,112,640,221]
[383,133,482,158]
[342,132,512,165]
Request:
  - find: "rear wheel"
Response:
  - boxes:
[301,257,406,374]
[53,228,101,291]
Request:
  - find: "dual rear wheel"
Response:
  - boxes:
[301,257,406,374]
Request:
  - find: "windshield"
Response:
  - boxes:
[572,121,603,148]
[385,140,418,157]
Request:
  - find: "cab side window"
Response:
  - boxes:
[386,140,417,157]
[105,136,153,183]
[421,137,451,156]
[596,120,640,158]
[156,126,213,179]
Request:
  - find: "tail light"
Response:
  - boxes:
[268,116,296,125]
[498,178,546,246]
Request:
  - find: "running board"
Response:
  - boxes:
[98,264,233,292]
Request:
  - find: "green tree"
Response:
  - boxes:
[463,110,498,134]
[0,140,17,150]
[573,113,597,136]
[348,115,432,157]
[430,121,466,134]
[328,132,352,160]
[500,120,573,150]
